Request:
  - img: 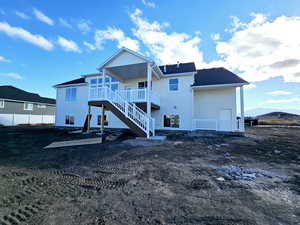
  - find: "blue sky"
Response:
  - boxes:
[0,0,300,115]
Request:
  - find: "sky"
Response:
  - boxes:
[0,0,300,115]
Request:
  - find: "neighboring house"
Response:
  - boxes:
[0,86,56,126]
[54,48,249,138]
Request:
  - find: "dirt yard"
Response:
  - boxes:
[0,127,299,225]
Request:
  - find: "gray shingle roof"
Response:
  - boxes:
[192,68,249,87]
[159,62,196,75]
[0,86,55,104]
[56,78,85,86]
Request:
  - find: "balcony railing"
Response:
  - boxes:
[89,87,160,106]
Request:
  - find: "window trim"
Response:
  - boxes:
[163,114,180,129]
[0,99,4,108]
[169,78,179,91]
[37,104,46,108]
[65,115,75,125]
[65,87,77,102]
[24,102,33,111]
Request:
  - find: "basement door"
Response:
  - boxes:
[218,109,232,131]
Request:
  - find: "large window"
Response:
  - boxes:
[65,115,75,125]
[24,103,33,111]
[97,114,108,126]
[65,88,77,101]
[0,99,4,108]
[163,114,180,128]
[169,78,179,91]
[90,76,119,91]
[138,81,147,89]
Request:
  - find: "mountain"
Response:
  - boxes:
[245,108,300,117]
[257,112,300,120]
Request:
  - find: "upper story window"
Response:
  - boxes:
[65,88,77,101]
[90,76,119,91]
[24,103,33,111]
[169,78,179,91]
[65,115,74,125]
[37,104,46,108]
[0,99,4,108]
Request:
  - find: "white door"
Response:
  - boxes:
[219,109,232,131]
[125,85,134,101]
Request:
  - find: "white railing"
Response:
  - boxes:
[89,86,154,136]
[193,119,218,131]
[118,88,160,106]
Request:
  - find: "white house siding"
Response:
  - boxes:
[193,87,237,131]
[55,85,89,127]
[152,75,194,130]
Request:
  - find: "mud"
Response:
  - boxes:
[0,126,299,225]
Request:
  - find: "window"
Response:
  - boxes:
[37,104,46,108]
[163,114,180,128]
[24,103,33,111]
[65,88,77,101]
[111,83,119,91]
[65,115,75,125]
[169,78,178,91]
[138,81,147,89]
[0,99,4,108]
[97,115,108,126]
[90,76,119,91]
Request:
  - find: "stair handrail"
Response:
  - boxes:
[100,86,153,135]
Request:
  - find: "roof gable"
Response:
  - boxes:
[0,86,55,104]
[192,68,249,87]
[98,47,153,70]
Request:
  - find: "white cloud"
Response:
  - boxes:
[267,90,292,96]
[93,27,140,51]
[130,8,204,66]
[258,97,300,105]
[0,22,53,50]
[83,41,96,51]
[59,18,72,29]
[57,36,81,53]
[33,8,54,26]
[207,13,300,83]
[211,33,220,41]
[0,56,10,63]
[244,83,256,89]
[15,11,30,20]
[0,72,22,79]
[141,0,156,8]
[77,19,91,34]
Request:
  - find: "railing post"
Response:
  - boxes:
[147,117,150,138]
[125,103,128,116]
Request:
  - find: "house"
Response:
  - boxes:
[0,86,56,126]
[54,48,249,138]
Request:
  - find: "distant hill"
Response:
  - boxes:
[255,111,300,126]
[245,108,300,117]
[257,112,300,120]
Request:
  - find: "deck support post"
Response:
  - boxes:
[146,62,151,138]
[240,86,245,132]
[101,104,105,135]
[87,105,91,132]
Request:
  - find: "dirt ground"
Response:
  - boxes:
[0,127,299,225]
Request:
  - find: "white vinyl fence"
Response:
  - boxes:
[0,113,55,126]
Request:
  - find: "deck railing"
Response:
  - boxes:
[118,88,160,106]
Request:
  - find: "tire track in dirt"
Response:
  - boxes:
[0,200,46,225]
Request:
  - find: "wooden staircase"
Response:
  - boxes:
[89,86,155,137]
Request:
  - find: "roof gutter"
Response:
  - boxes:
[192,82,249,89]
[53,83,88,88]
